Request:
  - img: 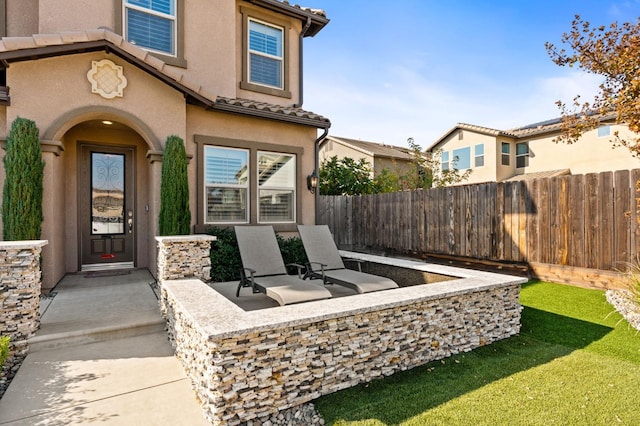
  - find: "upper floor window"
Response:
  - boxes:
[240,7,291,99]
[516,142,529,168]
[249,19,284,89]
[452,147,471,170]
[501,142,510,166]
[124,0,176,56]
[597,125,611,138]
[441,151,450,171]
[474,144,485,167]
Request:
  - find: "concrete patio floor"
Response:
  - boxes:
[0,269,209,426]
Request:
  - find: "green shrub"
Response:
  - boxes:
[207,227,242,282]
[276,233,308,272]
[3,117,44,241]
[159,135,191,236]
[0,336,9,370]
[207,227,308,282]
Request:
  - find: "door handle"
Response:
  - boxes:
[127,210,133,234]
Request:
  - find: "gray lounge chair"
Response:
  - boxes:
[297,225,399,293]
[235,225,332,306]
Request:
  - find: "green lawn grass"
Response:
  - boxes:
[315,281,640,425]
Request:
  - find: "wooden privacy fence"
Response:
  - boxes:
[318,169,640,278]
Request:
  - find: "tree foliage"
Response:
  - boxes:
[159,135,191,235]
[319,139,471,196]
[319,156,376,195]
[3,117,44,241]
[545,15,640,154]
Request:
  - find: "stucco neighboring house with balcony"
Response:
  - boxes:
[428,115,640,185]
[319,135,414,177]
[0,0,331,291]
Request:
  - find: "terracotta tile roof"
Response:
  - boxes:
[327,136,414,161]
[427,123,517,151]
[501,169,571,182]
[508,113,617,138]
[0,29,330,128]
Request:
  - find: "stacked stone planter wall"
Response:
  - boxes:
[0,240,48,396]
[157,245,525,426]
[156,235,216,282]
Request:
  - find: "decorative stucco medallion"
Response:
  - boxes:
[86,59,128,99]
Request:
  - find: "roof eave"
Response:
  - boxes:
[212,100,331,128]
[244,0,329,36]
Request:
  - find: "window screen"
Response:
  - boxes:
[249,20,283,88]
[125,0,175,55]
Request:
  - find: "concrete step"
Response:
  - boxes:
[28,319,167,353]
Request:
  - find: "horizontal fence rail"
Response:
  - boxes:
[318,169,640,277]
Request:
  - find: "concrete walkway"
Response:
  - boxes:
[0,269,209,426]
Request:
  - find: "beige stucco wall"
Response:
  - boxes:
[7,1,303,106]
[519,125,639,175]
[435,131,502,185]
[37,0,115,34]
[6,52,186,145]
[6,0,38,36]
[320,139,373,168]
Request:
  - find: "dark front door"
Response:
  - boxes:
[79,144,135,269]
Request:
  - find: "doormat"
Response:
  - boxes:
[84,270,132,278]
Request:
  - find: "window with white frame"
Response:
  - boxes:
[516,142,529,168]
[124,0,176,56]
[441,151,450,171]
[452,147,471,170]
[597,125,611,137]
[501,142,510,166]
[258,152,295,222]
[204,147,249,223]
[248,19,284,89]
[474,144,485,167]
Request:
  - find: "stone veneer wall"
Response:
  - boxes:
[161,278,522,425]
[0,240,48,395]
[156,235,216,281]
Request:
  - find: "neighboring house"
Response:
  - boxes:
[0,0,330,290]
[428,116,640,185]
[319,135,414,177]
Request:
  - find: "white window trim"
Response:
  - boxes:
[452,147,472,171]
[203,146,250,225]
[515,142,529,169]
[474,144,485,168]
[247,18,285,90]
[256,151,296,224]
[123,0,177,57]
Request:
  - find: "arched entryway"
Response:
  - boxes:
[39,109,162,289]
[64,119,154,272]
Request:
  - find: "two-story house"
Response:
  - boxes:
[0,0,330,290]
[428,115,640,185]
[319,135,414,178]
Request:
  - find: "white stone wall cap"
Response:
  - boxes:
[161,251,526,340]
[0,240,48,249]
[156,235,216,243]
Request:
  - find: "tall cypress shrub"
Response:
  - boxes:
[2,117,44,240]
[159,135,191,235]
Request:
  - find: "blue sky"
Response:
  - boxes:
[302,1,640,147]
